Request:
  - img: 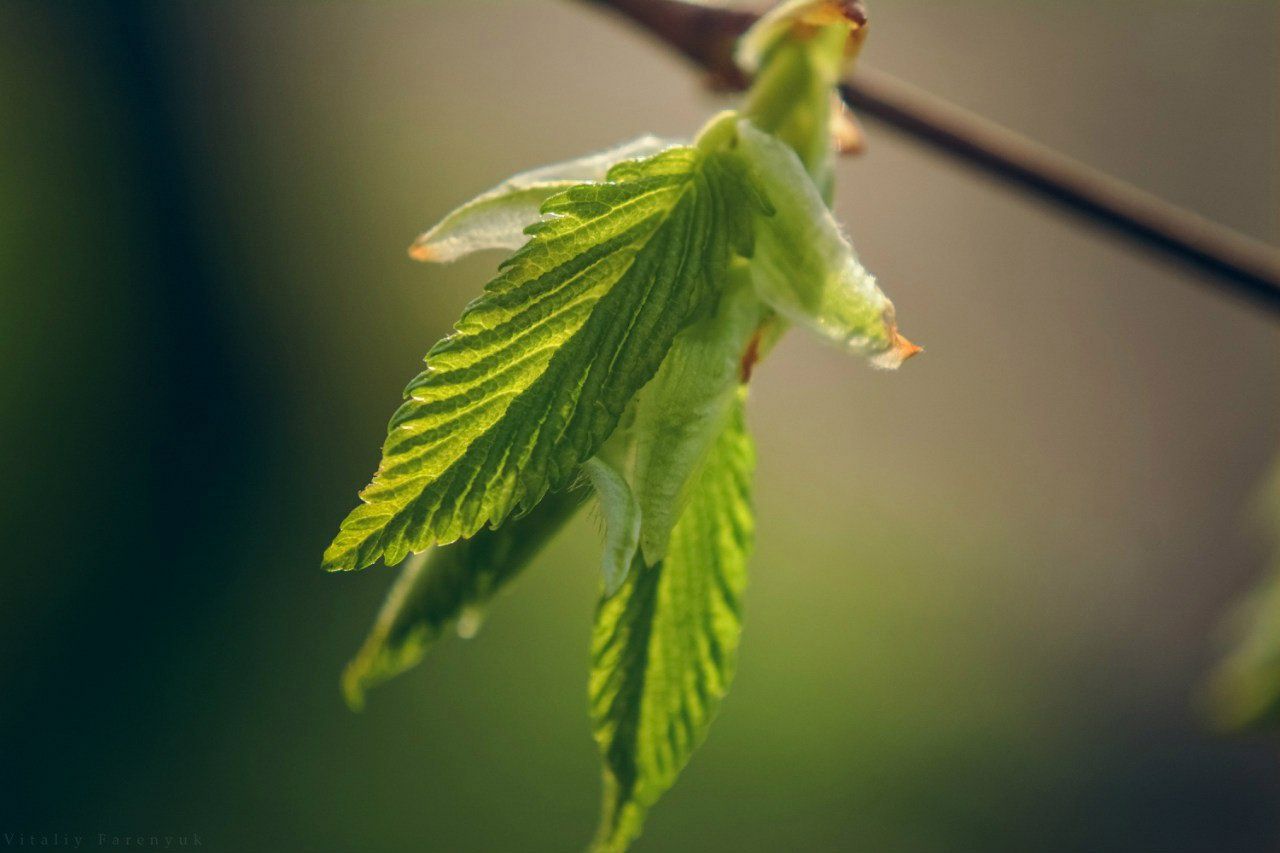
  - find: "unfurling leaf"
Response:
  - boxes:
[737,120,920,368]
[325,143,771,572]
[343,487,585,710]
[589,390,754,853]
[632,268,766,565]
[738,0,867,196]
[409,135,677,263]
[735,0,867,77]
[584,453,642,596]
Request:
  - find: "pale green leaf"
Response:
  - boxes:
[584,454,642,596]
[737,1,865,193]
[325,143,768,571]
[342,487,585,710]
[589,389,755,853]
[736,120,920,368]
[632,267,767,565]
[409,135,677,263]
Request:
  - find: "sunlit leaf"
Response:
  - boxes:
[325,143,770,571]
[736,120,920,368]
[333,13,922,849]
[409,135,677,263]
[589,390,754,852]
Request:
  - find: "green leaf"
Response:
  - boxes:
[584,453,642,596]
[409,135,677,263]
[343,486,585,710]
[589,389,755,852]
[632,266,767,565]
[735,0,863,77]
[736,120,920,368]
[738,1,866,196]
[325,141,770,572]
[1212,570,1280,730]
[1209,466,1280,730]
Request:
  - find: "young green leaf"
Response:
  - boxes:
[632,267,767,565]
[736,120,920,368]
[409,135,677,263]
[324,143,770,572]
[738,1,867,197]
[589,389,755,853]
[343,486,585,710]
[735,0,865,77]
[584,454,642,596]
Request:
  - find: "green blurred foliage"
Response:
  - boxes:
[1211,466,1280,731]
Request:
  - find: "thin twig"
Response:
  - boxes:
[578,0,1280,318]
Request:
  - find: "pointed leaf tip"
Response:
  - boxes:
[342,664,367,713]
[584,455,642,596]
[407,240,439,262]
[871,321,923,370]
[895,332,924,362]
[831,97,866,156]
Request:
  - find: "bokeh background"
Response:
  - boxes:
[3,1,1279,850]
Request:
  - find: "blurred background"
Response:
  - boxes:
[3,1,1278,850]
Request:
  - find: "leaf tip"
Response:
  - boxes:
[639,536,666,571]
[407,239,440,262]
[831,98,866,156]
[895,330,924,362]
[455,606,485,639]
[871,324,923,370]
[738,326,765,383]
[802,0,868,29]
[323,531,372,572]
[321,546,353,573]
[341,665,367,712]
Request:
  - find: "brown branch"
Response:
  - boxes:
[578,0,1280,318]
